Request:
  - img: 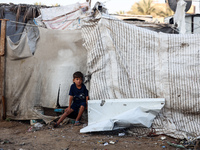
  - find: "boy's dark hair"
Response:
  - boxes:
[73,71,83,79]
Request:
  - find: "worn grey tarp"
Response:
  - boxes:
[81,14,200,139]
[6,27,87,120]
[0,9,25,43]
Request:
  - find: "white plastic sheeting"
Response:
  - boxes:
[81,14,200,138]
[80,98,165,133]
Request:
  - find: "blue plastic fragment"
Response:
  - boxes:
[54,109,64,113]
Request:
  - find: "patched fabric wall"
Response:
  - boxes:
[81,15,200,138]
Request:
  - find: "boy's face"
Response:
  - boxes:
[73,77,83,86]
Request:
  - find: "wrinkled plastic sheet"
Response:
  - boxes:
[80,98,165,133]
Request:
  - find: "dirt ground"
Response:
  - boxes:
[0,119,184,150]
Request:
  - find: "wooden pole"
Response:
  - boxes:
[2,96,6,120]
[0,19,9,120]
[0,19,8,55]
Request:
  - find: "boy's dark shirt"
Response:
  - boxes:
[69,83,88,101]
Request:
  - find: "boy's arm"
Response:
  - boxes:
[68,96,73,109]
[86,96,89,109]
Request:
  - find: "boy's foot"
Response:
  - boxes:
[52,122,58,128]
[74,121,81,126]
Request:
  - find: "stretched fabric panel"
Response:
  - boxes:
[81,15,200,139]
[6,27,87,120]
[38,2,90,30]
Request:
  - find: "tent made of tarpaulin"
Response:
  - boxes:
[5,27,87,120]
[81,14,200,139]
[0,1,91,122]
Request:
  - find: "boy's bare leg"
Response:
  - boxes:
[75,105,85,122]
[57,108,74,125]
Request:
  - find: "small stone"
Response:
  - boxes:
[104,142,108,146]
[20,142,25,146]
[109,141,115,144]
[118,133,125,136]
[161,136,166,140]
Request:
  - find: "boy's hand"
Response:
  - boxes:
[65,107,70,112]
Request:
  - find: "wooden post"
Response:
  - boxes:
[0,19,8,120]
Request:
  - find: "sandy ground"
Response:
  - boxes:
[0,119,183,150]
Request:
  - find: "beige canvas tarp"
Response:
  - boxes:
[81,14,200,139]
[6,27,87,120]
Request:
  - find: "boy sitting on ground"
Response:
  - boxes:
[53,71,89,127]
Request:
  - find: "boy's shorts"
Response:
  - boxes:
[71,100,86,113]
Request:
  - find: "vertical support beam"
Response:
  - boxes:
[191,15,194,34]
[0,19,8,55]
[0,19,8,120]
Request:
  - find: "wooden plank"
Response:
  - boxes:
[0,19,8,120]
[0,56,1,119]
[2,96,6,120]
[0,19,9,56]
[0,95,1,119]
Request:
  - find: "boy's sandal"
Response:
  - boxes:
[52,122,58,128]
[74,121,81,126]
